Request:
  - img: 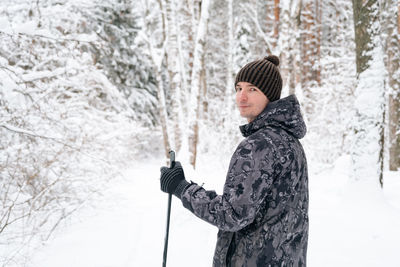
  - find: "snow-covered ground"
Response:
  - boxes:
[29,156,400,267]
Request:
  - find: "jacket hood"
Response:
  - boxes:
[239,94,307,139]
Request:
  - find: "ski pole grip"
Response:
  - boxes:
[169,150,175,168]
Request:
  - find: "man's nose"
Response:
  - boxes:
[238,91,247,101]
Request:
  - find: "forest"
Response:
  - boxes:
[0,0,399,265]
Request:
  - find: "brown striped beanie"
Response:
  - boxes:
[235,55,282,102]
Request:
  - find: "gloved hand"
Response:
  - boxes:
[160,161,190,198]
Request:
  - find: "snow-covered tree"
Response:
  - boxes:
[137,0,173,159]
[299,0,322,117]
[0,0,145,264]
[383,0,400,171]
[280,0,301,95]
[85,0,158,126]
[187,0,210,168]
[304,0,356,165]
[351,0,386,186]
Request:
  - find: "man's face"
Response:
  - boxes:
[235,82,269,123]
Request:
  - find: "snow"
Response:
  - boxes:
[1,0,399,266]
[309,156,400,267]
[27,155,400,267]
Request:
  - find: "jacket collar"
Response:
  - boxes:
[239,95,307,139]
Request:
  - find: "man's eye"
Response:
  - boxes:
[235,87,241,92]
[250,88,256,91]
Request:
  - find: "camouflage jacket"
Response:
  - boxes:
[181,95,309,267]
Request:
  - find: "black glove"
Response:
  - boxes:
[160,161,190,198]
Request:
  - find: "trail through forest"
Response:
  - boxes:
[29,157,400,267]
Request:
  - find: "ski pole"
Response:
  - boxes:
[162,150,175,267]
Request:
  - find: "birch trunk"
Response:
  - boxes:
[141,0,171,159]
[165,0,184,153]
[188,0,210,168]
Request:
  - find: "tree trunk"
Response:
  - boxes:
[386,0,400,171]
[165,0,184,153]
[186,0,197,90]
[398,0,400,39]
[352,0,385,186]
[225,0,234,113]
[264,0,280,50]
[188,0,210,168]
[141,0,172,159]
[388,94,399,171]
[273,0,280,49]
[201,58,207,120]
[155,70,172,159]
[300,0,322,115]
[280,0,300,95]
[353,0,376,74]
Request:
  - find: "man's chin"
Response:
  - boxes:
[239,111,248,118]
[239,113,253,122]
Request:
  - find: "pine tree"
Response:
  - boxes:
[87,0,158,126]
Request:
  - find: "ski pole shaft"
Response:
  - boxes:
[162,150,175,267]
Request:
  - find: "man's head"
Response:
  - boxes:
[234,55,282,122]
[235,55,282,100]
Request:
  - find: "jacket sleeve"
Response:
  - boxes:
[180,137,279,232]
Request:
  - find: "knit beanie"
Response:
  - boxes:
[235,55,282,102]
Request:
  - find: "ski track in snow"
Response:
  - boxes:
[29,157,400,267]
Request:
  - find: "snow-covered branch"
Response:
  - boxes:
[242,6,274,55]
[0,30,99,45]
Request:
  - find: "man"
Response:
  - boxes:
[160,55,309,267]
